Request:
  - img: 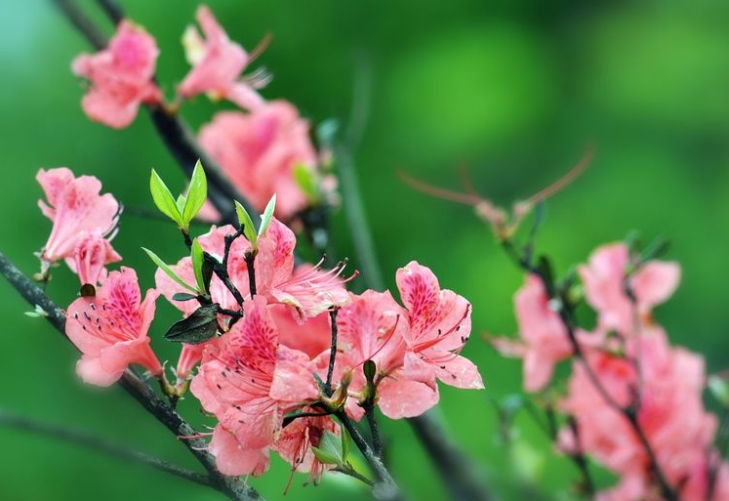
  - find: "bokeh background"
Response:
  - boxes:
[2,0,729,499]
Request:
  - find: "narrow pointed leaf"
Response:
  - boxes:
[311,430,344,465]
[183,160,208,226]
[150,170,181,225]
[172,292,199,302]
[234,200,258,249]
[258,194,277,236]
[143,248,198,293]
[191,238,206,294]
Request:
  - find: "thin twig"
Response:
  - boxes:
[95,0,123,25]
[364,405,383,460]
[0,250,263,501]
[335,411,401,501]
[324,308,339,396]
[0,408,211,487]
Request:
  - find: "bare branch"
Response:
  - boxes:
[0,408,211,487]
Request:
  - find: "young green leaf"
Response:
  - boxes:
[293,164,319,203]
[143,248,198,293]
[234,200,258,249]
[258,194,277,236]
[191,238,206,294]
[150,170,182,225]
[164,304,220,344]
[311,429,345,465]
[182,160,208,227]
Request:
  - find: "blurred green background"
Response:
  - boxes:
[2,0,729,499]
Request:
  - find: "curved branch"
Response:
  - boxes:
[0,408,211,487]
[0,250,263,501]
[49,0,260,228]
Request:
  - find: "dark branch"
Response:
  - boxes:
[324,308,339,396]
[0,250,263,501]
[0,407,211,487]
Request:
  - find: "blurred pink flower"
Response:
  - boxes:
[71,233,122,286]
[177,5,265,109]
[37,168,119,264]
[579,243,680,335]
[190,296,318,476]
[491,275,594,392]
[72,20,161,129]
[560,328,716,499]
[198,101,318,221]
[66,267,162,386]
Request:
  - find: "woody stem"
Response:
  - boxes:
[324,308,339,396]
[0,407,211,487]
[0,250,263,501]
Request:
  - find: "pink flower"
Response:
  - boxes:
[65,267,162,386]
[190,296,319,476]
[578,243,681,335]
[72,21,161,129]
[71,233,122,286]
[177,5,265,109]
[560,328,717,498]
[334,290,413,419]
[332,262,483,420]
[492,275,586,392]
[274,410,339,483]
[198,101,319,220]
[396,262,483,391]
[156,221,349,321]
[37,168,120,264]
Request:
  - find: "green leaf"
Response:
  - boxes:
[143,248,198,293]
[258,194,277,236]
[191,239,206,294]
[183,160,208,227]
[234,200,258,249]
[172,292,198,302]
[709,375,729,407]
[150,170,182,225]
[164,304,220,344]
[293,164,319,203]
[310,429,345,465]
[340,425,349,461]
[176,194,187,215]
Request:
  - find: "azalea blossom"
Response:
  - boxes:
[37,168,120,264]
[274,409,339,483]
[578,243,680,335]
[559,328,717,499]
[395,262,483,391]
[198,101,320,220]
[71,233,122,286]
[491,275,575,392]
[65,267,162,386]
[177,5,266,109]
[190,296,319,475]
[72,20,161,129]
[155,220,350,321]
[332,262,483,419]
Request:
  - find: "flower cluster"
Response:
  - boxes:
[39,166,483,482]
[71,5,334,223]
[494,243,729,500]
